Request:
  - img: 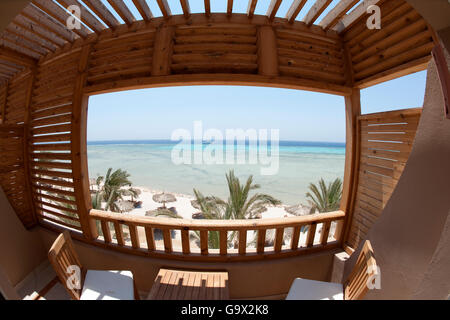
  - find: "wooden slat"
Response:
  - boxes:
[306,223,317,247]
[227,0,233,16]
[107,0,136,26]
[204,0,211,17]
[179,0,191,19]
[319,0,359,31]
[163,229,172,253]
[291,226,301,249]
[83,0,120,28]
[32,0,89,38]
[145,227,155,251]
[274,227,284,252]
[128,224,139,249]
[101,220,111,243]
[181,229,190,254]
[247,0,258,19]
[286,0,308,24]
[238,229,247,254]
[267,0,283,21]
[200,230,208,255]
[156,0,172,19]
[257,229,266,253]
[303,0,333,26]
[219,230,227,255]
[131,0,153,21]
[320,221,331,245]
[114,221,124,246]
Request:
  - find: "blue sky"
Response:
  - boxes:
[87,71,427,143]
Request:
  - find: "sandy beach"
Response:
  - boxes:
[120,186,301,220]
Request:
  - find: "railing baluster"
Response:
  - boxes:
[274,227,284,252]
[239,230,247,255]
[145,227,155,251]
[101,220,111,243]
[181,228,190,254]
[320,221,331,245]
[219,230,227,255]
[291,226,301,250]
[306,223,317,247]
[114,221,124,246]
[163,228,172,253]
[257,229,266,253]
[200,230,208,255]
[128,224,139,249]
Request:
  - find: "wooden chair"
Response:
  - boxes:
[48,231,139,300]
[286,240,378,300]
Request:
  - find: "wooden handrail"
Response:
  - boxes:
[90,209,345,230]
[89,209,345,261]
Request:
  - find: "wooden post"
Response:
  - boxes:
[336,88,361,244]
[23,70,38,226]
[72,44,98,240]
[151,25,175,76]
[257,26,279,77]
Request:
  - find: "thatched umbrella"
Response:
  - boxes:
[190,200,200,210]
[116,200,134,213]
[131,188,141,202]
[285,204,311,216]
[152,192,176,208]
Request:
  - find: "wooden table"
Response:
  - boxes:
[147,268,229,300]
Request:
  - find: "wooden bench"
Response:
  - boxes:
[147,269,229,300]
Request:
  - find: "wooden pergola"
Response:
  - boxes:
[0,0,435,260]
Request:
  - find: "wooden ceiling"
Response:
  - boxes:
[0,0,384,84]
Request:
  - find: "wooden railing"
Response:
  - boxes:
[89,209,345,262]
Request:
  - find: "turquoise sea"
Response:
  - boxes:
[87,140,345,205]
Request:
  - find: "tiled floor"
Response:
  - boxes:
[16,260,70,300]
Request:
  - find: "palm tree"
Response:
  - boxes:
[92,168,139,212]
[192,170,281,248]
[306,178,342,213]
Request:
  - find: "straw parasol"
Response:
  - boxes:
[152,192,176,208]
[116,200,134,213]
[285,204,311,216]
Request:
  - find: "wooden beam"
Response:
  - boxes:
[267,0,283,22]
[432,44,450,119]
[227,0,233,16]
[286,0,307,24]
[247,0,258,19]
[355,55,430,89]
[204,0,211,17]
[179,0,191,19]
[151,26,175,76]
[257,26,279,76]
[83,0,120,29]
[132,0,153,22]
[319,0,360,31]
[7,23,56,53]
[334,0,380,33]
[303,0,333,27]
[32,0,89,39]
[14,15,65,48]
[71,44,98,240]
[157,0,172,19]
[338,89,361,243]
[0,46,37,68]
[54,0,105,33]
[23,70,38,226]
[22,4,76,43]
[107,0,136,26]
